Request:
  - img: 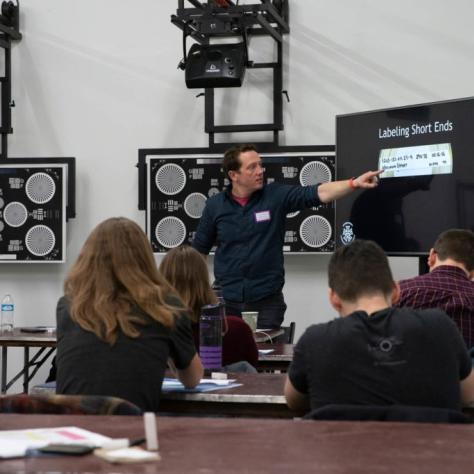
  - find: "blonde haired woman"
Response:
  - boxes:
[160,245,258,370]
[56,217,202,411]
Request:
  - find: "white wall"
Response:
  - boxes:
[2,0,473,389]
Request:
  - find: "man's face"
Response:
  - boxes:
[229,150,264,194]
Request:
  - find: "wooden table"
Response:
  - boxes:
[0,329,56,394]
[159,372,291,418]
[1,414,474,473]
[257,343,294,372]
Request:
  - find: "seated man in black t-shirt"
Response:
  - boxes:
[284,240,474,414]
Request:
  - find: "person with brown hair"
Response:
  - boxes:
[193,143,383,329]
[284,239,474,414]
[159,245,258,370]
[396,229,474,348]
[56,217,203,411]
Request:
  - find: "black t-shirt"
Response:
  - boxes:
[56,296,196,412]
[288,307,472,411]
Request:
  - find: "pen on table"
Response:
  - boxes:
[101,437,146,451]
[129,437,146,447]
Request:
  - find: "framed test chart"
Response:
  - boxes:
[138,146,336,254]
[0,163,67,262]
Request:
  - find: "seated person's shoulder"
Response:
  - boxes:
[163,294,190,322]
[225,317,259,345]
[56,296,73,333]
[297,321,340,346]
[164,293,185,309]
[56,295,69,311]
[225,315,251,330]
[394,306,461,335]
[226,315,247,325]
[397,275,418,290]
[133,294,190,334]
[397,305,450,322]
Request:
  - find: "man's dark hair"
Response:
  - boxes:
[433,228,474,272]
[222,144,257,178]
[328,240,394,301]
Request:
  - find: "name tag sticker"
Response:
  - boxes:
[255,210,271,223]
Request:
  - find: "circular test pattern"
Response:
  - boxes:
[26,172,56,204]
[184,192,207,219]
[3,201,28,228]
[299,215,332,248]
[299,161,332,186]
[25,225,56,256]
[155,216,186,248]
[155,163,186,195]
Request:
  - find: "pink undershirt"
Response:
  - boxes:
[232,194,249,207]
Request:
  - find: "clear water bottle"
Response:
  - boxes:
[1,294,14,332]
[212,284,224,304]
[199,303,223,370]
[212,284,228,335]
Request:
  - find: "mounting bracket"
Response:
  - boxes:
[171,0,290,149]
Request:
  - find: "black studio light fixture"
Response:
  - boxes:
[184,41,247,88]
[175,0,249,89]
[0,0,19,31]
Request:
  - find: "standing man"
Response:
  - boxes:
[396,229,474,349]
[284,240,474,414]
[192,144,382,329]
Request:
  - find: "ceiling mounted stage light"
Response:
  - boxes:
[0,0,19,30]
[185,42,247,88]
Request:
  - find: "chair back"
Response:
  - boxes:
[304,404,470,424]
[0,393,142,416]
[284,321,296,344]
[271,321,296,344]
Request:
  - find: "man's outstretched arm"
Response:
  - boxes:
[317,169,384,203]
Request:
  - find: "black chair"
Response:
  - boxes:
[304,404,470,424]
[270,321,295,344]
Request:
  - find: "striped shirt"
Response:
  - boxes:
[396,265,474,349]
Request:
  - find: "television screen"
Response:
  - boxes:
[335,97,474,255]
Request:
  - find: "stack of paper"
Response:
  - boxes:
[258,349,275,355]
[0,427,111,459]
[161,378,242,393]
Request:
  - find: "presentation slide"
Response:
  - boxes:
[378,143,453,178]
[336,97,474,254]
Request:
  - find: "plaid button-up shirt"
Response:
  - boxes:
[396,265,474,348]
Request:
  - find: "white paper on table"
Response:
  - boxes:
[258,349,275,354]
[0,426,112,458]
[162,378,236,388]
[0,440,32,458]
[199,378,236,386]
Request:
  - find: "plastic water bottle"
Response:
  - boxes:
[213,284,228,335]
[199,303,223,370]
[212,284,224,305]
[1,294,14,332]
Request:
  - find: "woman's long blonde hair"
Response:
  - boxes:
[159,245,217,323]
[64,217,182,344]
